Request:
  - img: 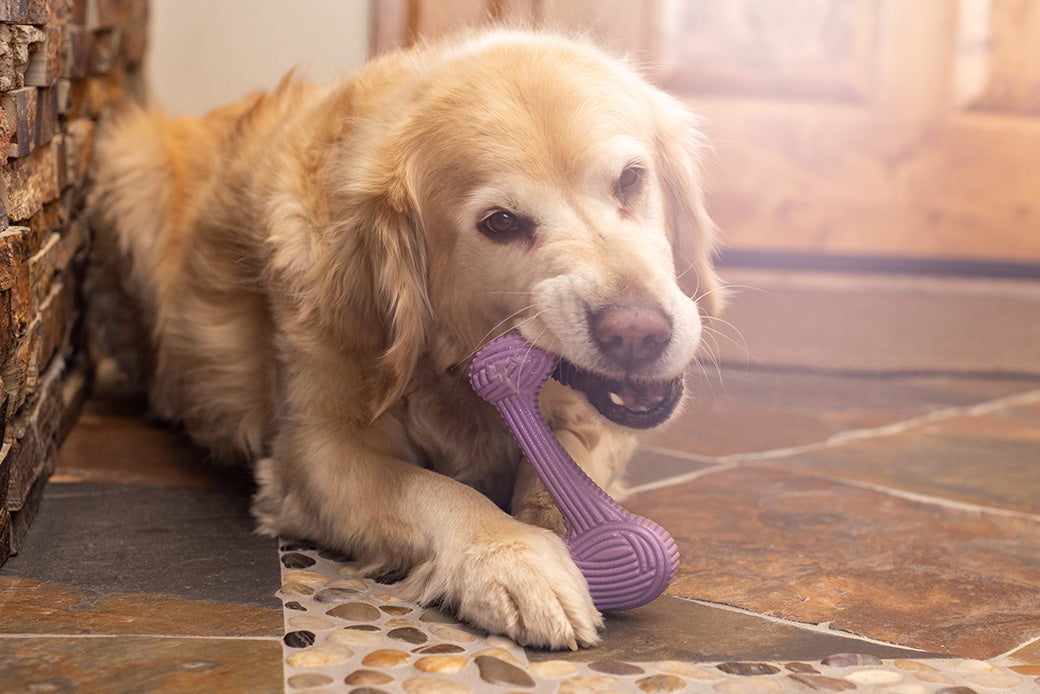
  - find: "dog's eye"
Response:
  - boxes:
[615,165,645,204]
[479,210,533,240]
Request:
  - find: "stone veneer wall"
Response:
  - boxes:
[0,0,146,564]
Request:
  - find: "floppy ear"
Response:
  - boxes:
[265,131,432,422]
[651,91,725,318]
[362,178,433,420]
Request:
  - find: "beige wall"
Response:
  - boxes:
[147,0,371,116]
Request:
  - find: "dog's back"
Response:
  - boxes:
[90,87,307,459]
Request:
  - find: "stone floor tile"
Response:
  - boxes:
[650,368,1040,458]
[53,401,241,488]
[0,576,281,637]
[623,448,719,489]
[780,399,1040,513]
[0,635,282,694]
[2,482,280,607]
[626,464,1040,659]
[526,595,936,664]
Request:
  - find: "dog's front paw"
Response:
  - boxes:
[400,519,602,650]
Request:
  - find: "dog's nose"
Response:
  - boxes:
[591,305,671,370]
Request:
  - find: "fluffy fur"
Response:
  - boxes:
[90,29,721,649]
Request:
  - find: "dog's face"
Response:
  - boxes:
[360,34,720,428]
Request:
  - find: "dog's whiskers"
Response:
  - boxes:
[701,316,750,362]
[693,331,726,398]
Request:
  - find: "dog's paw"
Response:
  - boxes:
[400,519,602,650]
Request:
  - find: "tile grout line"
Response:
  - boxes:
[822,387,1040,448]
[994,631,1040,662]
[623,459,734,495]
[811,474,1040,523]
[0,633,283,641]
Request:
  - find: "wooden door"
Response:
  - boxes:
[372,0,1040,266]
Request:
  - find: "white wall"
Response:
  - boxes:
[147,0,371,116]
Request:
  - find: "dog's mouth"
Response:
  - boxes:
[551,359,683,430]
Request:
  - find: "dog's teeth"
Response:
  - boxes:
[609,392,624,406]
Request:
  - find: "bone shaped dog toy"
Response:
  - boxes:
[469,331,679,611]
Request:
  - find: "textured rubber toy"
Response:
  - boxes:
[470,332,679,611]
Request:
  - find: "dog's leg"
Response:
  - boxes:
[253,422,602,650]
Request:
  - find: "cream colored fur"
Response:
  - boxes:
[90,29,721,650]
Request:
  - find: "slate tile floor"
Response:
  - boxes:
[2,269,1040,693]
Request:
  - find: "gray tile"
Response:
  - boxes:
[2,482,279,609]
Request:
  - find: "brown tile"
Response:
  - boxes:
[0,635,281,694]
[527,595,936,664]
[53,405,241,488]
[0,577,282,637]
[654,369,1039,458]
[626,465,1040,659]
[933,399,1040,441]
[782,401,1040,514]
[650,393,835,458]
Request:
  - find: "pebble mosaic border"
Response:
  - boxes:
[278,543,1038,694]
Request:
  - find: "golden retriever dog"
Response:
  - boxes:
[90,29,721,649]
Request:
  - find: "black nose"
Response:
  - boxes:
[590,305,672,370]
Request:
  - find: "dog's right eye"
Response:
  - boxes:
[615,164,645,206]
[479,210,533,241]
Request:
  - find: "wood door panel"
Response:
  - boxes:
[957,0,1040,115]
[658,0,880,103]
[664,0,1040,262]
[690,101,1040,260]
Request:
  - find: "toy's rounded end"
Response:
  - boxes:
[469,332,558,403]
[569,519,679,612]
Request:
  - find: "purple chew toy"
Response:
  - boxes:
[470,332,679,611]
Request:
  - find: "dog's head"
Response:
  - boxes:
[347,31,722,427]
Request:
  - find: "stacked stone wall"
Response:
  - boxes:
[0,0,146,563]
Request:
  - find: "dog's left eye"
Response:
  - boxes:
[479,210,534,241]
[615,165,645,205]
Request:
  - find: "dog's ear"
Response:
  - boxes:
[362,176,433,420]
[267,136,431,422]
[651,91,725,318]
